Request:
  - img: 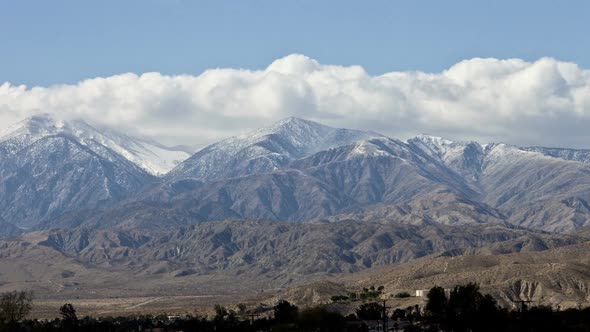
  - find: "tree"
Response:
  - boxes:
[236,303,247,315]
[0,291,33,324]
[298,307,345,332]
[331,295,349,303]
[213,304,228,321]
[355,302,382,321]
[447,283,484,331]
[424,286,447,329]
[423,283,502,332]
[60,303,78,331]
[273,300,298,323]
[60,303,78,322]
[448,284,502,332]
[391,308,406,321]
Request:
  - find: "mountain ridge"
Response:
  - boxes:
[167,117,382,181]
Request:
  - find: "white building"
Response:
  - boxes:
[415,288,452,297]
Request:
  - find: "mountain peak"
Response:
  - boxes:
[273,116,318,126]
[0,115,189,176]
[169,118,381,181]
[0,114,96,142]
[410,134,486,147]
[250,117,329,137]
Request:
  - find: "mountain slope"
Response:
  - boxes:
[477,144,590,233]
[342,241,590,309]
[407,135,485,187]
[167,117,380,181]
[0,133,155,228]
[406,136,590,233]
[0,216,21,237]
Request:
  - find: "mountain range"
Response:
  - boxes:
[5,115,586,233]
[3,115,590,232]
[2,114,590,309]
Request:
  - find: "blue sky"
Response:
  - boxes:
[2,0,589,87]
[2,1,590,149]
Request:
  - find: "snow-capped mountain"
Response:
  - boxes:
[168,117,382,181]
[3,116,590,234]
[522,146,590,164]
[0,114,190,175]
[407,135,486,184]
[0,114,166,228]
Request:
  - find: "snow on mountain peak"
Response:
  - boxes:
[0,114,189,176]
[170,117,381,181]
[413,134,454,144]
[245,117,328,141]
[216,117,379,158]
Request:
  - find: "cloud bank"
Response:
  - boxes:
[1,54,590,148]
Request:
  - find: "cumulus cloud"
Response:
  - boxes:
[1,54,590,148]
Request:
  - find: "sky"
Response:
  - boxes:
[1,0,590,148]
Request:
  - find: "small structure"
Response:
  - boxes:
[415,288,452,297]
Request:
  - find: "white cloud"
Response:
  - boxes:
[1,54,590,148]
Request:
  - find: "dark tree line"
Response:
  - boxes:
[421,283,590,332]
[2,286,590,331]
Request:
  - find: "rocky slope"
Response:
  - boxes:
[36,220,586,276]
[0,220,584,296]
